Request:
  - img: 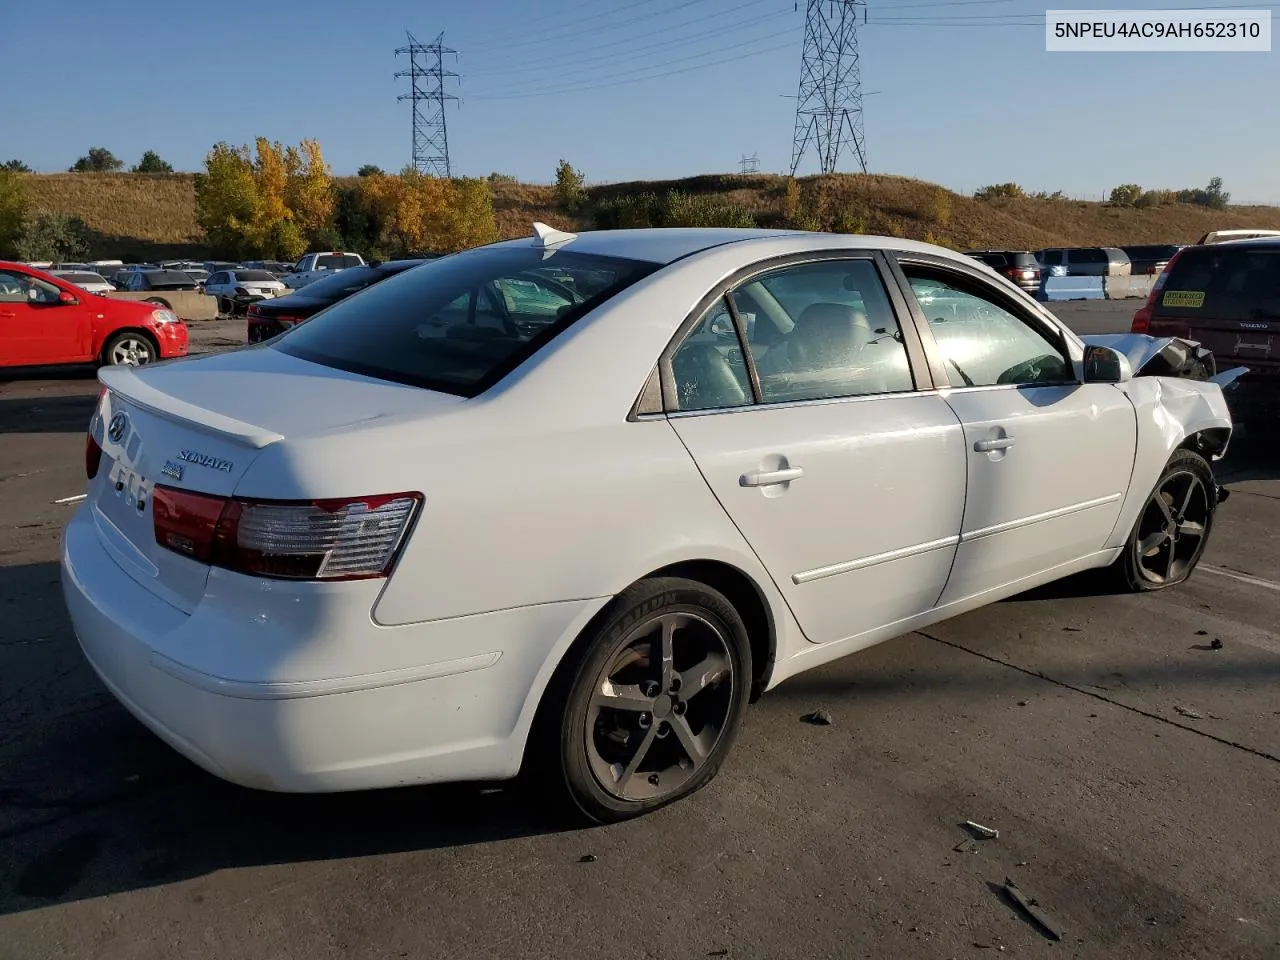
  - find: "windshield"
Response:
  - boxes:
[146,271,195,285]
[275,247,657,396]
[234,270,277,282]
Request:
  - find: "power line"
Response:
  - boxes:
[465,36,799,100]
[465,0,670,46]
[395,32,458,177]
[463,8,791,80]
[791,0,868,176]
[462,0,726,56]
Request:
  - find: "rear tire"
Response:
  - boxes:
[1113,448,1216,592]
[529,577,752,824]
[143,297,171,310]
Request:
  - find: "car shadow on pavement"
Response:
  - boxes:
[0,560,572,916]
[0,393,98,434]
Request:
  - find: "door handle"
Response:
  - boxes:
[740,467,804,487]
[974,437,1016,453]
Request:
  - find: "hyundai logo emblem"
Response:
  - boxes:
[107,412,128,443]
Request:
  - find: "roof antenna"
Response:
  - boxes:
[532,222,578,249]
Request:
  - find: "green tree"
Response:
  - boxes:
[15,213,91,262]
[0,168,28,257]
[973,182,1026,201]
[1109,183,1143,206]
[195,142,258,256]
[445,177,498,252]
[132,150,174,173]
[2,159,31,173]
[69,147,123,173]
[357,164,384,177]
[554,159,586,211]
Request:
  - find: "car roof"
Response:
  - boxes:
[487,227,981,267]
[1208,236,1280,248]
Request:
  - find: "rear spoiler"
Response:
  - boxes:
[98,365,284,449]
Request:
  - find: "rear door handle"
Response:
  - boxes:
[740,467,804,487]
[974,437,1016,453]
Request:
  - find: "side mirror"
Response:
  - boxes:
[1083,344,1132,383]
[59,290,79,305]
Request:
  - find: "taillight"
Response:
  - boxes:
[235,286,251,296]
[86,434,103,480]
[153,487,421,581]
[1132,248,1184,334]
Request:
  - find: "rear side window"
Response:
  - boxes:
[1158,247,1280,319]
[276,247,657,396]
[1071,249,1107,264]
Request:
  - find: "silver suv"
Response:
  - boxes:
[1037,247,1131,277]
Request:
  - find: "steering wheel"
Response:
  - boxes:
[997,353,1066,385]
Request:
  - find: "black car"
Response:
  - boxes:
[124,269,199,293]
[246,259,429,342]
[963,250,1041,294]
[1121,244,1181,276]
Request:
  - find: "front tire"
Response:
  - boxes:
[1115,448,1217,591]
[101,331,158,367]
[534,577,752,824]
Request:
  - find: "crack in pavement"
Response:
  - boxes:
[916,630,1280,767]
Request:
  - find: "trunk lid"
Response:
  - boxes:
[91,345,463,612]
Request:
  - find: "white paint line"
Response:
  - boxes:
[52,494,87,505]
[1200,564,1280,594]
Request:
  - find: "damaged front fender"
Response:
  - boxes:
[1082,333,1219,380]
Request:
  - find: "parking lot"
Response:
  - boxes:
[2,305,1278,960]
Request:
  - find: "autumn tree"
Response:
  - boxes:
[355,170,496,256]
[284,139,334,243]
[0,168,28,257]
[195,143,258,256]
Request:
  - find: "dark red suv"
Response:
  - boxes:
[1134,239,1280,419]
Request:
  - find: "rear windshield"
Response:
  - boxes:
[146,271,195,285]
[276,247,657,396]
[294,265,382,299]
[1010,252,1038,266]
[1157,246,1280,319]
[62,272,106,284]
[234,270,277,282]
[316,254,363,270]
[972,253,1007,268]
[1071,249,1108,264]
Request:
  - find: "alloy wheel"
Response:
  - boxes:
[584,611,735,802]
[1133,469,1210,584]
[110,337,154,366]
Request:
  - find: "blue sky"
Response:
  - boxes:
[4,0,1278,201]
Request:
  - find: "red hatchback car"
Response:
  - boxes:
[0,261,189,370]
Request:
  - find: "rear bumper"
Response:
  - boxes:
[1223,373,1280,422]
[61,506,607,792]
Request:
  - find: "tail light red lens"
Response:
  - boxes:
[153,486,421,581]
[85,434,103,480]
[1132,248,1184,334]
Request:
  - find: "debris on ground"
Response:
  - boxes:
[801,710,833,726]
[1017,700,1028,707]
[964,820,999,840]
[1062,626,1082,632]
[953,838,977,854]
[1195,630,1209,636]
[1211,638,1224,650]
[1175,706,1205,720]
[707,950,729,957]
[1001,877,1063,941]
[578,854,597,863]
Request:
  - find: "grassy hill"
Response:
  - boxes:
[23,171,1280,260]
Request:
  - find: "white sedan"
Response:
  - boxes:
[50,270,114,294]
[202,269,287,313]
[62,226,1237,822]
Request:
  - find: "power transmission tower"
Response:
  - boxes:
[789,0,868,176]
[395,31,458,177]
[739,153,760,175]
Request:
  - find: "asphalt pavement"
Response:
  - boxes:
[2,307,1279,960]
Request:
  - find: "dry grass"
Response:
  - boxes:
[25,173,203,257]
[27,171,1280,258]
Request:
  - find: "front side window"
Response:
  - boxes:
[904,269,1072,387]
[276,247,656,396]
[0,271,28,302]
[670,297,751,411]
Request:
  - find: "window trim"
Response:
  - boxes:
[887,253,1081,392]
[655,250,936,416]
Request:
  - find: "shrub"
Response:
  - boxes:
[1029,190,1067,201]
[924,186,952,226]
[132,151,174,174]
[594,193,658,230]
[357,165,384,177]
[2,160,31,173]
[658,190,755,228]
[70,147,123,173]
[15,212,91,262]
[833,208,867,234]
[1108,183,1142,206]
[1135,189,1175,208]
[973,182,1025,201]
[782,178,801,223]
[487,172,519,187]
[554,160,586,211]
